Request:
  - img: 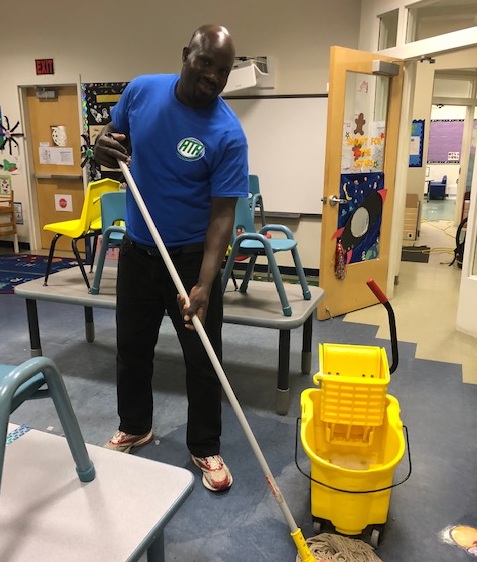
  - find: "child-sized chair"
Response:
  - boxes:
[0,356,95,492]
[248,174,266,227]
[43,178,121,289]
[89,190,126,295]
[221,196,311,316]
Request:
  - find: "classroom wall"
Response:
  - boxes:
[0,0,362,269]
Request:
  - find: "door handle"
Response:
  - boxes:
[321,195,348,207]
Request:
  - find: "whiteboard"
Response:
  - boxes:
[225,95,328,215]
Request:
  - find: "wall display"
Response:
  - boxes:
[0,175,12,195]
[333,172,385,267]
[1,155,19,174]
[81,82,128,131]
[409,119,425,167]
[0,113,24,155]
[14,202,23,225]
[81,82,128,182]
[427,119,464,164]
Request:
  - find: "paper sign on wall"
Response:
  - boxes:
[39,145,74,165]
[0,175,12,195]
[54,194,73,212]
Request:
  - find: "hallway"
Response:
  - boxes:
[344,217,476,384]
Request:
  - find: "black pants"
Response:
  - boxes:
[115,235,223,458]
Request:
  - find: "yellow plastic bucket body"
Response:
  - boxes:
[314,343,390,431]
[300,388,405,536]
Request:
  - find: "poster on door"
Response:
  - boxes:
[54,194,73,212]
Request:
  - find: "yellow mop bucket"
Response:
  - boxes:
[297,280,410,546]
[300,388,405,539]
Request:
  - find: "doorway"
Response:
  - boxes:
[23,84,85,252]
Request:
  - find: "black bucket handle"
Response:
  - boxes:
[367,279,399,374]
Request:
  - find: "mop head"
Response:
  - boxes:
[296,533,384,562]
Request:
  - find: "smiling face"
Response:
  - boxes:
[176,25,235,108]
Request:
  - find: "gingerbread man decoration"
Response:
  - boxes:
[354,112,366,135]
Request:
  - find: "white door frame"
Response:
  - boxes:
[378,29,477,338]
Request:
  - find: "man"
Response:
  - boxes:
[93,24,248,492]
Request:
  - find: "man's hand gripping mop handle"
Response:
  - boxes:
[118,161,314,561]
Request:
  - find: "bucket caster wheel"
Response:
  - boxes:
[370,524,385,548]
[312,517,326,535]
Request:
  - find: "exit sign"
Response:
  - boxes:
[35,58,54,75]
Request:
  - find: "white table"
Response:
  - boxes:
[0,424,194,562]
[14,266,324,414]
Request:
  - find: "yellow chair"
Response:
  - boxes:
[43,178,121,289]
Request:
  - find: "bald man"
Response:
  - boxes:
[94,25,248,492]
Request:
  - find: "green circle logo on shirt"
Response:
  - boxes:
[177,137,205,161]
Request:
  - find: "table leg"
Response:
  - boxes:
[26,299,42,357]
[276,329,290,415]
[301,313,313,374]
[84,307,95,343]
[146,528,165,562]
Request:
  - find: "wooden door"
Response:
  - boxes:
[26,85,84,251]
[318,47,404,319]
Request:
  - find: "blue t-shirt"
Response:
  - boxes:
[111,74,249,247]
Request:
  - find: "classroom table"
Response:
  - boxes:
[14,267,324,415]
[1,423,194,562]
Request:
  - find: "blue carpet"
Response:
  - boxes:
[0,254,77,294]
[1,294,476,562]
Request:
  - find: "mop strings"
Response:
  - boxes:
[296,533,384,562]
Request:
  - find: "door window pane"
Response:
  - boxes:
[342,73,389,173]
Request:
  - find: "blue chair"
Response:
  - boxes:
[221,196,311,316]
[428,175,447,200]
[249,174,266,226]
[89,190,126,295]
[0,356,95,491]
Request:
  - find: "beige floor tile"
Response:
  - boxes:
[344,220,477,384]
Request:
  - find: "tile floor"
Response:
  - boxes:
[345,217,477,384]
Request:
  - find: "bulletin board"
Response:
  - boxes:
[81,82,129,181]
[81,82,128,142]
[409,119,425,167]
[225,95,328,215]
[427,119,464,164]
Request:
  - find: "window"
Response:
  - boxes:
[378,9,399,50]
[407,0,477,43]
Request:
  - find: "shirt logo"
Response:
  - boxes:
[177,137,205,161]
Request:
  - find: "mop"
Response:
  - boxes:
[296,534,384,562]
[118,160,317,561]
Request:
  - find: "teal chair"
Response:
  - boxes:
[89,190,126,295]
[249,174,266,226]
[0,357,95,491]
[221,196,311,316]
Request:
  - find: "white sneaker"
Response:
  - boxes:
[103,430,153,453]
[191,454,233,492]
